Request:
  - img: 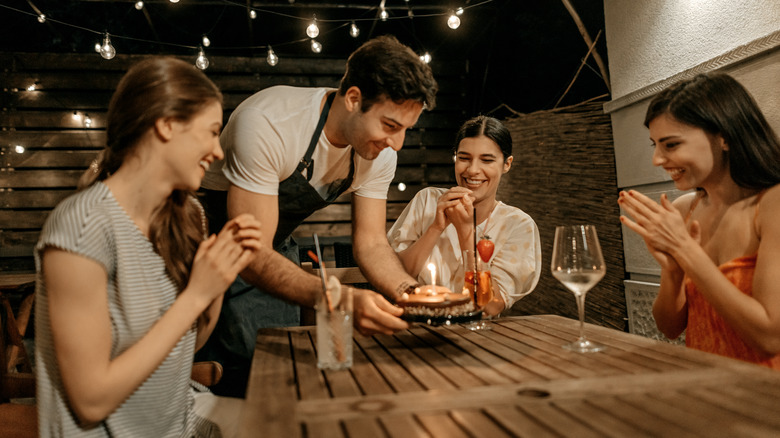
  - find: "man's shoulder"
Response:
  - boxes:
[238,86,327,112]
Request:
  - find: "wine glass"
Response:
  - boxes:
[463,249,493,331]
[551,225,606,353]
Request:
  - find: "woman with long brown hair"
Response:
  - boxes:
[35,57,261,436]
[619,73,780,369]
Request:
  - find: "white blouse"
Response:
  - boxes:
[388,187,542,309]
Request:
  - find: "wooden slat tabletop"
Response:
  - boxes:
[240,315,780,437]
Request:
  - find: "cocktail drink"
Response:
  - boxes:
[464,270,493,308]
[316,278,353,370]
[462,249,493,330]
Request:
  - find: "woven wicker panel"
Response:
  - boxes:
[498,100,627,331]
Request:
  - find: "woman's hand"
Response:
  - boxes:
[618,191,697,274]
[434,187,472,232]
[443,187,475,242]
[187,213,262,306]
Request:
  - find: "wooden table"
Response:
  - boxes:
[240,315,780,437]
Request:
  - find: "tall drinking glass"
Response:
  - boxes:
[463,249,493,331]
[551,225,606,353]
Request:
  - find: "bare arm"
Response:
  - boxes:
[227,184,321,308]
[620,191,693,339]
[396,187,473,277]
[352,194,418,299]
[45,216,259,425]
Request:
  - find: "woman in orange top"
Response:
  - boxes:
[618,73,780,369]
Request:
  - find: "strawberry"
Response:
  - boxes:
[477,237,494,263]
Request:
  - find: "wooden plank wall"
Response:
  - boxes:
[0,52,466,272]
[496,100,627,331]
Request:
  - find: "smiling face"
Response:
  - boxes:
[165,100,224,191]
[341,89,424,160]
[454,135,512,205]
[649,113,728,191]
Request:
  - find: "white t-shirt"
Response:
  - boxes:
[203,86,396,200]
[388,187,542,309]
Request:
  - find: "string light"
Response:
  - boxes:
[14,145,25,154]
[100,32,116,60]
[447,11,461,29]
[397,182,406,192]
[84,114,93,128]
[26,83,37,91]
[195,46,209,70]
[306,16,319,38]
[0,3,496,64]
[420,52,431,64]
[72,111,82,121]
[266,46,278,66]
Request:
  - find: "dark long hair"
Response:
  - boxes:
[645,72,780,189]
[79,56,223,290]
[338,35,438,112]
[453,115,513,160]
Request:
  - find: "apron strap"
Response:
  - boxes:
[297,91,336,181]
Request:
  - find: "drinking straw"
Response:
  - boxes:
[472,214,479,304]
[310,235,334,312]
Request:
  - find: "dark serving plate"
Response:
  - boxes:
[401,310,483,326]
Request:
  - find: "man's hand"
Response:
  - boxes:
[352,289,409,336]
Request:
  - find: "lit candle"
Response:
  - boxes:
[427,262,437,294]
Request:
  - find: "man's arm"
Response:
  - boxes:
[227,184,321,308]
[352,194,419,300]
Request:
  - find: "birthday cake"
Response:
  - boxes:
[395,285,478,322]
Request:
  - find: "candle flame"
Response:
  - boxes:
[427,262,437,292]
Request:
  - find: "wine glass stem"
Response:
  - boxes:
[575,293,586,340]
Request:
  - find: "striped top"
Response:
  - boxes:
[34,182,218,437]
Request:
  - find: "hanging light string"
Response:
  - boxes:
[1,1,493,52]
[0,0,494,69]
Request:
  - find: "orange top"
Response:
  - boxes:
[683,191,780,369]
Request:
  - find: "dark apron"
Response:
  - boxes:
[197,92,355,396]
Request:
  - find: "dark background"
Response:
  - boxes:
[0,0,610,116]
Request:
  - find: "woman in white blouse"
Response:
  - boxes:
[388,115,542,315]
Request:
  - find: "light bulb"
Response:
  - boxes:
[94,42,101,52]
[397,182,406,192]
[249,10,257,19]
[349,22,360,38]
[84,115,93,128]
[135,1,144,10]
[37,14,46,23]
[195,48,209,70]
[447,13,461,29]
[310,39,322,53]
[266,46,278,66]
[306,20,319,39]
[72,111,82,121]
[26,83,36,92]
[202,35,211,47]
[420,52,431,64]
[456,7,464,16]
[169,0,180,3]
[100,33,116,60]
[14,145,25,154]
[380,9,388,21]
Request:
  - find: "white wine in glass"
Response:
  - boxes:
[551,225,606,353]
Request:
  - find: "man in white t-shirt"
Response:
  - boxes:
[198,35,438,396]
